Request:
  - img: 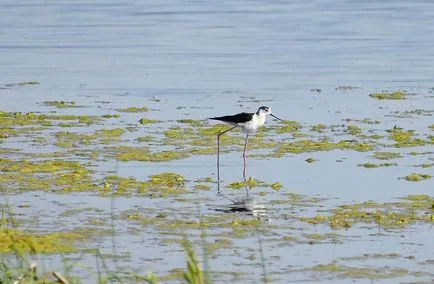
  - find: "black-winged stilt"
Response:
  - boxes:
[210,106,284,180]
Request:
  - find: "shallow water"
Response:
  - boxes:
[1,0,434,283]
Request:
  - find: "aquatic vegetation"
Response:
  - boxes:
[347,125,362,136]
[0,126,16,138]
[335,86,361,91]
[46,114,100,125]
[182,238,207,284]
[101,114,121,118]
[149,172,185,188]
[4,81,40,88]
[0,228,82,253]
[1,158,85,173]
[0,158,96,192]
[231,219,262,227]
[416,163,434,168]
[403,173,432,182]
[305,157,317,163]
[372,152,402,160]
[194,184,211,190]
[274,120,302,134]
[388,128,426,147]
[42,101,82,109]
[116,106,149,113]
[273,139,372,156]
[0,112,47,126]
[136,135,154,142]
[104,172,185,196]
[177,119,205,127]
[369,91,407,100]
[311,262,410,279]
[139,118,159,124]
[311,124,327,132]
[227,178,280,190]
[100,128,125,137]
[358,162,396,168]
[301,196,434,229]
[270,182,282,190]
[344,118,381,125]
[55,128,124,148]
[115,146,189,162]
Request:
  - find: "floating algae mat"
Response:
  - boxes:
[1,87,434,283]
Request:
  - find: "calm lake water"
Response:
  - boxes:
[1,1,434,283]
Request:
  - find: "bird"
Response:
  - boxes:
[209,106,284,181]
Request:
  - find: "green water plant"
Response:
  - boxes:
[369,91,406,100]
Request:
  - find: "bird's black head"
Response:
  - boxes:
[257,106,284,121]
[257,106,271,115]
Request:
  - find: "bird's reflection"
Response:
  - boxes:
[215,175,267,220]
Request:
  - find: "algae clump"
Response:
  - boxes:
[369,91,406,100]
[403,173,432,182]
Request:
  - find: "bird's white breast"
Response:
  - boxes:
[240,114,266,134]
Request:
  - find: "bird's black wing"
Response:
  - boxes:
[210,112,253,124]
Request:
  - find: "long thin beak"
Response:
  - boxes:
[270,113,284,121]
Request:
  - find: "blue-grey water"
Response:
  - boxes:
[1,1,434,283]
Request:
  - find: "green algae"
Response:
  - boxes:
[195,177,213,183]
[305,157,317,164]
[274,120,302,134]
[227,178,280,191]
[116,106,149,113]
[311,262,410,279]
[0,158,98,192]
[115,146,188,162]
[46,114,100,125]
[0,126,16,138]
[139,118,159,124]
[372,152,402,160]
[369,91,407,100]
[55,128,124,148]
[304,233,325,240]
[42,101,82,109]
[301,196,434,229]
[101,114,121,119]
[1,158,85,173]
[194,184,211,190]
[0,112,47,126]
[270,182,282,191]
[176,119,204,127]
[136,135,154,142]
[273,139,372,156]
[4,81,40,88]
[0,228,81,254]
[347,125,362,136]
[417,163,434,168]
[335,85,361,91]
[344,118,381,125]
[358,162,396,168]
[388,128,425,147]
[103,172,185,196]
[311,124,327,132]
[149,173,185,188]
[403,173,432,182]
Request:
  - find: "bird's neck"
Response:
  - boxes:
[255,113,266,125]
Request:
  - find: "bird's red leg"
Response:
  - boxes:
[217,126,236,193]
[243,134,249,180]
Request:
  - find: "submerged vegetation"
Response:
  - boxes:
[1,86,434,282]
[300,195,434,229]
[369,91,407,100]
